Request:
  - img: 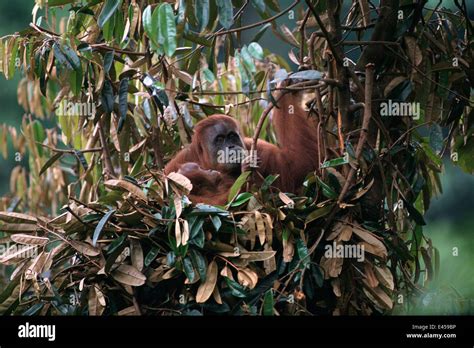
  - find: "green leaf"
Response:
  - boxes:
[73,150,88,171]
[114,8,126,42]
[195,0,210,32]
[32,120,46,157]
[230,192,253,207]
[305,204,333,225]
[39,152,63,176]
[53,42,83,95]
[190,204,229,216]
[118,77,129,133]
[409,224,423,257]
[224,277,247,298]
[101,80,114,114]
[316,177,337,199]
[217,0,233,29]
[262,289,274,315]
[421,142,442,167]
[61,44,81,71]
[240,46,256,73]
[248,42,264,60]
[183,257,197,282]
[142,5,156,44]
[70,67,83,96]
[106,233,127,254]
[309,263,324,287]
[405,200,426,226]
[53,43,73,70]
[227,171,251,203]
[98,0,121,28]
[210,215,221,232]
[189,217,204,239]
[251,23,271,42]
[261,174,278,191]
[251,0,266,13]
[23,303,44,316]
[103,51,115,73]
[145,246,160,267]
[105,236,128,273]
[92,210,116,246]
[189,217,205,248]
[7,38,19,80]
[157,3,177,57]
[296,238,310,269]
[202,67,215,83]
[190,249,207,282]
[320,156,349,169]
[130,154,143,177]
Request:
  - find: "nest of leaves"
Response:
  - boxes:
[0,154,412,317]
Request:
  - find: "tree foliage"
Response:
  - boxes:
[0,0,473,315]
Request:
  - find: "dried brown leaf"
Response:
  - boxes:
[196,260,218,303]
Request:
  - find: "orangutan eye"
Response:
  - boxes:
[228,132,238,141]
[215,135,225,144]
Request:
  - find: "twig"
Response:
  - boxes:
[36,142,102,154]
[321,63,375,233]
[298,9,311,66]
[212,1,299,37]
[98,116,116,178]
[30,23,58,38]
[187,97,264,109]
[90,43,147,57]
[62,206,91,228]
[152,126,165,169]
[343,40,400,46]
[336,110,345,154]
[337,63,375,203]
[305,0,344,66]
[250,93,285,155]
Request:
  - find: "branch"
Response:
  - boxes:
[152,126,165,169]
[98,116,116,179]
[250,93,285,155]
[212,1,299,37]
[321,63,375,233]
[36,142,103,154]
[337,63,375,203]
[304,0,344,66]
[298,8,311,65]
